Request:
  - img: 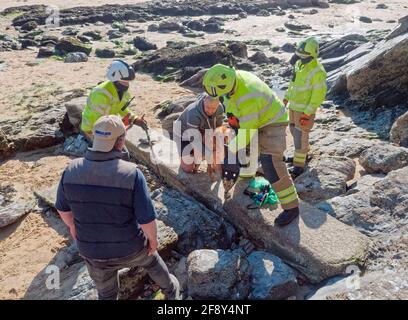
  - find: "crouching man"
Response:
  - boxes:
[173,93,225,176]
[55,115,180,300]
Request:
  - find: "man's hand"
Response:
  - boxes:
[133,114,148,131]
[300,113,312,126]
[283,99,289,107]
[147,238,158,256]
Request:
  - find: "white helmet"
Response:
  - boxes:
[106,60,136,82]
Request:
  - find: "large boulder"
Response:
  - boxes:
[152,188,236,255]
[386,15,408,40]
[64,96,86,131]
[247,251,298,300]
[328,32,408,107]
[0,200,34,228]
[295,156,356,202]
[359,142,408,174]
[308,269,408,300]
[186,249,250,299]
[132,43,235,77]
[390,111,408,147]
[55,37,92,56]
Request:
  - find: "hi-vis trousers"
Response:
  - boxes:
[289,110,315,168]
[259,123,299,210]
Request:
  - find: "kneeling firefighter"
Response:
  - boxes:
[203,64,300,226]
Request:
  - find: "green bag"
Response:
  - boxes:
[245,177,279,209]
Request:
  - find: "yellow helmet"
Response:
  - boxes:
[296,36,320,59]
[203,64,236,98]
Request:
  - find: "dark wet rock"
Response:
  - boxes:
[203,22,222,33]
[390,111,408,147]
[359,16,373,24]
[187,20,204,31]
[159,19,182,32]
[180,69,208,88]
[95,48,115,58]
[21,20,38,31]
[133,36,157,51]
[55,37,92,56]
[256,9,271,16]
[37,46,55,58]
[77,35,91,44]
[39,35,59,46]
[107,29,123,39]
[249,51,270,64]
[153,188,236,254]
[19,38,39,48]
[227,41,248,59]
[132,43,235,79]
[147,24,159,32]
[359,143,408,174]
[284,21,312,31]
[238,12,248,19]
[376,3,388,9]
[82,31,102,41]
[61,27,79,36]
[65,52,89,63]
[281,42,296,53]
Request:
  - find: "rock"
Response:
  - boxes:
[147,24,159,32]
[359,143,408,174]
[77,35,91,44]
[95,48,115,58]
[376,4,388,9]
[107,29,123,40]
[20,38,39,48]
[281,43,296,53]
[0,129,15,159]
[247,251,298,300]
[61,27,79,36]
[132,43,235,78]
[203,23,222,33]
[337,33,408,107]
[276,27,286,32]
[37,46,55,58]
[295,156,356,203]
[256,9,271,17]
[249,51,270,65]
[308,269,408,300]
[186,249,249,299]
[40,35,59,46]
[154,95,197,120]
[0,201,34,228]
[359,16,373,23]
[63,135,89,157]
[21,21,38,31]
[133,36,157,51]
[64,52,88,63]
[125,126,370,283]
[284,21,312,31]
[64,96,86,130]
[180,69,208,88]
[159,20,182,32]
[187,20,204,31]
[227,42,248,59]
[68,264,98,300]
[316,174,388,236]
[82,31,102,41]
[386,15,408,40]
[238,12,248,19]
[55,37,92,56]
[153,188,236,254]
[390,111,408,147]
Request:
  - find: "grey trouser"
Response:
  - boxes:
[83,246,179,300]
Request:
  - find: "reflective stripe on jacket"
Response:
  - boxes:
[285,59,327,116]
[223,70,288,152]
[81,81,131,132]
